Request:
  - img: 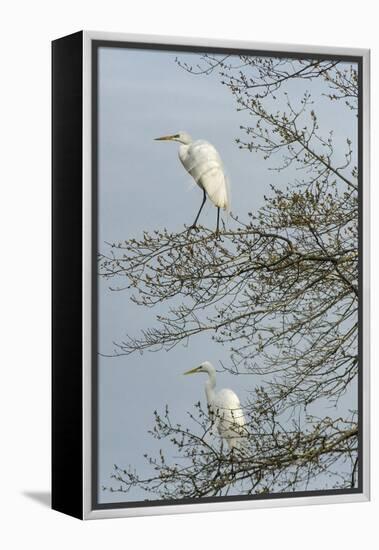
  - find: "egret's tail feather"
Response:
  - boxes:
[225,175,231,215]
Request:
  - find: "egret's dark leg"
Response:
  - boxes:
[190,189,206,229]
[230,448,235,477]
[216,207,220,235]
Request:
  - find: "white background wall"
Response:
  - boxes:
[1,1,376,548]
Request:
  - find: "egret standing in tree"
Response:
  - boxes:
[155,132,230,234]
[183,361,246,451]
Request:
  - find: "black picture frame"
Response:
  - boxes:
[52,31,370,520]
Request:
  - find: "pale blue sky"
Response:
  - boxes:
[97,46,358,503]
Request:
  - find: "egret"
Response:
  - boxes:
[155,132,229,234]
[183,361,246,451]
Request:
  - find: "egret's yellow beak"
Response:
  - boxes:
[183,366,200,375]
[154,134,177,141]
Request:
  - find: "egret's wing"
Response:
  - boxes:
[180,140,221,174]
[180,140,229,210]
[210,389,246,450]
[201,168,229,211]
[213,390,246,427]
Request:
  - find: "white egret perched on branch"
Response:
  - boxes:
[155,132,230,234]
[184,361,246,451]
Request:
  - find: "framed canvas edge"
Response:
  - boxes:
[81,30,370,520]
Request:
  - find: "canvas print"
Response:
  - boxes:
[95,44,361,507]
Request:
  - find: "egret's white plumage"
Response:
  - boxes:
[184,361,246,450]
[155,131,229,232]
[178,139,229,210]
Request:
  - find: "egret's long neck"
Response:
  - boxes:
[204,370,216,405]
[179,136,192,145]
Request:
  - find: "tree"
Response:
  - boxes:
[99,54,359,499]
